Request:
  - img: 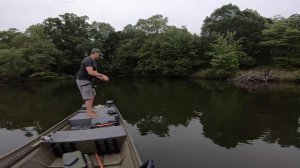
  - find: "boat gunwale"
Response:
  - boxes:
[113,104,142,166]
[0,111,79,167]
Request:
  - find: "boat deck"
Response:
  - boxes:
[48,138,135,168]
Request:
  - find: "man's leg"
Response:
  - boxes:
[90,88,97,114]
[76,79,98,117]
[86,98,96,113]
[90,98,97,113]
[85,98,99,117]
[85,98,93,114]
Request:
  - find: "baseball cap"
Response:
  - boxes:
[91,48,103,56]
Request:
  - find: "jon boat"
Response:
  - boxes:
[0,100,153,168]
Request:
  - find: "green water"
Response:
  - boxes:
[0,78,299,168]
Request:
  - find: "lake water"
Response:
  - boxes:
[0,78,299,168]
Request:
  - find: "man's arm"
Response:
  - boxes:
[86,67,109,81]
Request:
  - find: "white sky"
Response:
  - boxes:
[0,0,299,34]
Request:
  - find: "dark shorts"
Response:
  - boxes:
[76,79,96,100]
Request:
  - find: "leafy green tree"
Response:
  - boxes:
[285,14,300,57]
[122,24,136,39]
[201,4,267,65]
[110,27,146,75]
[136,26,199,76]
[43,13,90,74]
[10,33,28,49]
[89,21,115,43]
[0,28,23,49]
[88,22,118,74]
[261,14,300,67]
[135,14,168,35]
[209,32,244,78]
[0,25,62,80]
[0,49,29,78]
[2,9,299,80]
[24,25,62,74]
[286,14,300,29]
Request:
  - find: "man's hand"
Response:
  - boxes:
[86,67,109,82]
[98,74,109,81]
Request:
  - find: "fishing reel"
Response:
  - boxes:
[91,81,97,88]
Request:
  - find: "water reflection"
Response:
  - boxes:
[98,78,300,149]
[0,78,299,152]
[0,81,82,133]
[198,82,300,149]
[98,78,203,137]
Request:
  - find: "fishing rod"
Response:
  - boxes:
[98,73,132,80]
[109,74,131,79]
[90,73,132,87]
[77,73,132,88]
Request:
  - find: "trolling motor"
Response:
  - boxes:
[140,160,155,168]
[106,100,114,107]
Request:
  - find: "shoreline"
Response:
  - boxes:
[191,68,300,83]
[1,68,299,84]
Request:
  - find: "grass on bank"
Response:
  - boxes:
[191,67,300,82]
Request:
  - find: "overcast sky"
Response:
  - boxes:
[0,0,299,34]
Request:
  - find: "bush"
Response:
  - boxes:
[191,68,233,79]
[239,53,256,69]
[209,32,243,76]
[290,58,300,68]
[272,57,290,67]
[0,49,29,78]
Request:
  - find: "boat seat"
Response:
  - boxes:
[45,126,126,143]
[69,107,119,127]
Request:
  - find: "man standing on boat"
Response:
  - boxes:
[76,48,109,117]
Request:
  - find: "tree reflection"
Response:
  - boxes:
[0,81,82,135]
[101,78,300,149]
[99,78,204,137]
[136,115,169,136]
[1,78,299,149]
[198,84,300,149]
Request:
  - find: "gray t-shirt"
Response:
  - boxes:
[76,56,97,81]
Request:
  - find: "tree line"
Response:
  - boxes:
[0,4,299,81]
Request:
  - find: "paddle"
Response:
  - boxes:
[95,152,104,168]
